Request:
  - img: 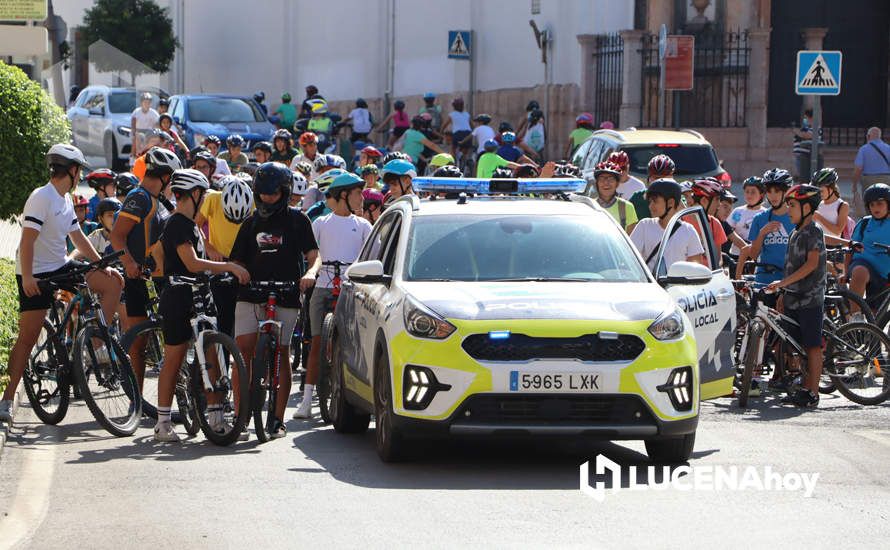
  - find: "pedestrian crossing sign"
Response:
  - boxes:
[448,30,471,59]
[796,50,842,96]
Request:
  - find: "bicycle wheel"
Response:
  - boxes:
[825,289,874,326]
[73,323,142,436]
[121,319,164,419]
[189,331,249,446]
[317,312,335,424]
[826,322,890,405]
[251,331,277,443]
[23,319,71,425]
[176,363,200,436]
[737,322,763,408]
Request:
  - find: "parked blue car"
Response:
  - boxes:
[166,94,276,152]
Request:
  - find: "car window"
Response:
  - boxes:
[108,91,139,114]
[655,206,718,276]
[623,145,719,176]
[582,139,606,172]
[359,213,397,262]
[404,213,647,282]
[382,218,402,275]
[74,90,89,108]
[571,139,592,167]
[84,93,105,112]
[171,98,184,121]
[188,98,264,123]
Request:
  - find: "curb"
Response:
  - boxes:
[0,387,21,458]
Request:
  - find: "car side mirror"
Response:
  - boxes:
[347,260,386,284]
[658,261,713,286]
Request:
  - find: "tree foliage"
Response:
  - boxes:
[81,0,179,75]
[0,62,71,220]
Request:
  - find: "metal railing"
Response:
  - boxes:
[589,33,623,127]
[640,30,749,128]
[822,128,890,147]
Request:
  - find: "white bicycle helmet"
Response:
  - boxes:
[221,176,254,223]
[328,154,347,170]
[144,146,182,176]
[46,143,89,168]
[291,171,309,196]
[169,168,210,193]
[314,168,346,191]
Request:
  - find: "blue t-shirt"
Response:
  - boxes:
[497,144,522,162]
[86,195,101,222]
[748,208,795,284]
[852,216,890,279]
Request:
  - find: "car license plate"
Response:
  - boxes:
[509,371,602,392]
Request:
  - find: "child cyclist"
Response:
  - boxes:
[735,169,795,285]
[229,163,320,439]
[153,169,250,442]
[726,177,766,259]
[844,183,890,321]
[766,184,826,409]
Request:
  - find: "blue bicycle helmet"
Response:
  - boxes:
[326,171,365,199]
[381,159,417,179]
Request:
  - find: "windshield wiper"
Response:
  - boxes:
[487,277,592,282]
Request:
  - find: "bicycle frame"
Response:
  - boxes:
[257,291,283,388]
[170,277,232,393]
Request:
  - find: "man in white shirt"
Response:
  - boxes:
[630,178,705,274]
[130,92,160,163]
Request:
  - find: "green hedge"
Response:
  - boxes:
[0,259,16,393]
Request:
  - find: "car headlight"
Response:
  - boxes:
[117,126,131,137]
[403,295,456,340]
[648,309,685,341]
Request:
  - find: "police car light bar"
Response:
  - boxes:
[412,177,585,195]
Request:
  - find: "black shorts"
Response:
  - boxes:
[452,130,471,146]
[350,132,369,143]
[17,262,80,312]
[393,126,408,138]
[159,285,194,346]
[849,259,889,298]
[123,277,150,318]
[785,306,823,349]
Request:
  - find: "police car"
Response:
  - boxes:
[325,178,735,462]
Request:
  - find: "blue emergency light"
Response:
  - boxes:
[412,177,585,195]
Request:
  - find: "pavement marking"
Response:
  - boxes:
[0,427,57,550]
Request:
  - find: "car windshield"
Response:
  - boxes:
[404,213,648,283]
[624,145,719,176]
[188,98,264,123]
[108,92,139,113]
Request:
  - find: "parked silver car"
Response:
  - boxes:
[67,86,165,171]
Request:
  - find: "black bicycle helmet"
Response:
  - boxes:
[114,172,139,196]
[553,163,581,179]
[742,176,764,192]
[203,135,221,146]
[864,183,890,206]
[645,178,683,207]
[473,113,492,124]
[382,151,412,165]
[491,167,514,178]
[97,197,122,217]
[433,165,463,178]
[393,100,406,110]
[252,162,292,219]
[356,97,368,108]
[526,100,540,112]
[498,121,515,133]
[761,168,793,189]
[226,134,245,147]
[252,141,272,154]
[274,128,292,141]
[811,167,839,186]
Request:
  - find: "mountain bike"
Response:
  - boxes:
[316,261,351,424]
[166,273,249,445]
[24,251,142,436]
[246,280,298,442]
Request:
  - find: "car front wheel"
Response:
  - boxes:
[373,348,410,462]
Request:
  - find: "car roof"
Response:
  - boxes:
[592,128,710,146]
[407,197,608,218]
[172,94,253,100]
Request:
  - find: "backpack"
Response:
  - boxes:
[840,201,857,239]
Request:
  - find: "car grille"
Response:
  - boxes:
[461,333,645,362]
[457,394,654,424]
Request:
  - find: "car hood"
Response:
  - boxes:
[401,281,673,322]
[110,113,132,126]
[187,120,275,138]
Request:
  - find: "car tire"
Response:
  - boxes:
[373,347,410,462]
[645,432,695,463]
[329,333,371,434]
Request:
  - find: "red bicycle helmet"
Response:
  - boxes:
[594,161,621,179]
[361,145,382,158]
[576,112,594,124]
[299,132,318,146]
[648,154,675,177]
[85,168,117,190]
[607,151,629,170]
[784,184,821,211]
[691,177,724,199]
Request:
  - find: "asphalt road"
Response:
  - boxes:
[1,387,888,550]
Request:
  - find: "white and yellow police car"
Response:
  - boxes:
[325,178,734,462]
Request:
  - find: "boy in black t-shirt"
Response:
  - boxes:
[230,163,320,439]
[154,169,250,442]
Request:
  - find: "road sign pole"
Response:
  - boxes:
[658,59,666,128]
[468,30,475,117]
[811,97,821,178]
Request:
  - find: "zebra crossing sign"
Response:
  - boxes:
[796,51,842,96]
[448,31,471,59]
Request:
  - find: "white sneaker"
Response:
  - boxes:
[153,421,181,442]
[0,399,13,423]
[238,428,249,442]
[292,400,313,419]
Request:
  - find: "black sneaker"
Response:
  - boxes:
[270,418,287,439]
[767,376,793,393]
[780,389,819,408]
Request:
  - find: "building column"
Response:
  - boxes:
[746,27,771,151]
[800,27,828,113]
[577,34,598,111]
[619,29,646,129]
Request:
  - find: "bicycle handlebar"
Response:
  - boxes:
[168,272,235,287]
[245,280,298,292]
[38,250,125,287]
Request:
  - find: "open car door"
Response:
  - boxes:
[654,206,736,400]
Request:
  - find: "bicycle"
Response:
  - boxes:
[736,285,890,408]
[166,273,250,445]
[245,280,298,442]
[316,260,351,424]
[24,251,142,436]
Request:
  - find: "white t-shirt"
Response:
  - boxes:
[616,175,646,199]
[348,108,373,134]
[630,217,705,273]
[130,107,160,130]
[471,125,497,153]
[311,213,373,288]
[86,228,112,257]
[727,204,765,254]
[449,111,471,132]
[17,183,79,275]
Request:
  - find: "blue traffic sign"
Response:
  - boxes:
[796,51,842,96]
[448,30,471,60]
